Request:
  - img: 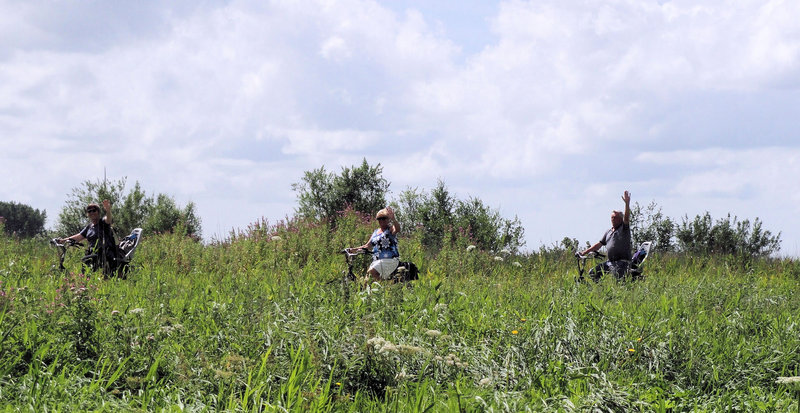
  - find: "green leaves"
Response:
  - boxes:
[56,177,202,238]
[292,159,390,222]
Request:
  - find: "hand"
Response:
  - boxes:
[622,191,631,205]
[385,206,395,220]
[102,199,111,211]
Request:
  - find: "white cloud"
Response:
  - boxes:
[636,147,800,204]
[1,0,799,253]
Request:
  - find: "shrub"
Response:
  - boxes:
[0,201,47,238]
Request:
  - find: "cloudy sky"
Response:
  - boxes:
[2,0,799,255]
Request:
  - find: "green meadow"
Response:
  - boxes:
[1,213,799,411]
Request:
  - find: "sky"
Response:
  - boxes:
[2,0,799,256]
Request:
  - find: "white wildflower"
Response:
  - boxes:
[367,336,388,349]
[433,303,448,312]
[271,235,282,241]
[512,261,522,267]
[466,245,476,252]
[479,378,492,386]
[442,353,462,366]
[500,248,511,255]
[777,376,800,385]
[396,370,416,380]
[494,256,504,262]
[367,337,396,354]
[129,308,144,315]
[396,344,427,355]
[425,329,442,338]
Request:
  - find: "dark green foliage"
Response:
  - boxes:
[394,181,454,252]
[56,177,202,238]
[630,201,781,257]
[394,180,525,253]
[145,194,202,238]
[0,211,799,411]
[676,212,781,257]
[0,201,47,238]
[292,159,390,221]
[630,201,675,252]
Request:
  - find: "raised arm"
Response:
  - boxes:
[102,199,113,226]
[622,191,631,226]
[386,206,400,234]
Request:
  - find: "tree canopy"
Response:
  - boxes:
[292,159,390,221]
[0,201,47,238]
[56,177,201,239]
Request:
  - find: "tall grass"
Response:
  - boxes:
[0,212,798,411]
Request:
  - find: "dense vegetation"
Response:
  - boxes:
[56,177,202,239]
[1,211,799,411]
[0,201,47,238]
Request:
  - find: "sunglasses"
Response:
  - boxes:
[86,208,99,213]
[377,216,388,221]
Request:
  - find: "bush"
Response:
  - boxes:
[630,201,675,252]
[56,177,202,238]
[292,159,389,222]
[393,180,524,254]
[675,212,781,257]
[0,201,46,238]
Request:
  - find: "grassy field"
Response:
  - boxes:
[1,214,799,411]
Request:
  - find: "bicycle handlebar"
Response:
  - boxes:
[50,238,84,248]
[340,247,370,256]
[575,251,605,260]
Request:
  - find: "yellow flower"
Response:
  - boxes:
[512,330,519,335]
[336,382,342,386]
[628,348,635,353]
[520,318,527,322]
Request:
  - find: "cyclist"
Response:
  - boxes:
[59,199,119,275]
[579,191,632,281]
[347,207,401,282]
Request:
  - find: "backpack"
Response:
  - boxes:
[396,261,419,282]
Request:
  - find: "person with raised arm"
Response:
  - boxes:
[348,206,401,283]
[59,199,119,275]
[580,191,632,281]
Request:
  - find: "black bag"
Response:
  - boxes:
[397,261,419,281]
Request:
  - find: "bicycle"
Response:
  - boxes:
[328,247,419,287]
[574,250,606,283]
[50,238,85,271]
[50,227,143,278]
[575,241,654,282]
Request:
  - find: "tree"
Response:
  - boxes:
[675,212,781,257]
[145,194,202,237]
[292,159,390,221]
[56,177,202,238]
[0,201,47,237]
[630,201,675,252]
[394,180,525,253]
[395,180,455,251]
